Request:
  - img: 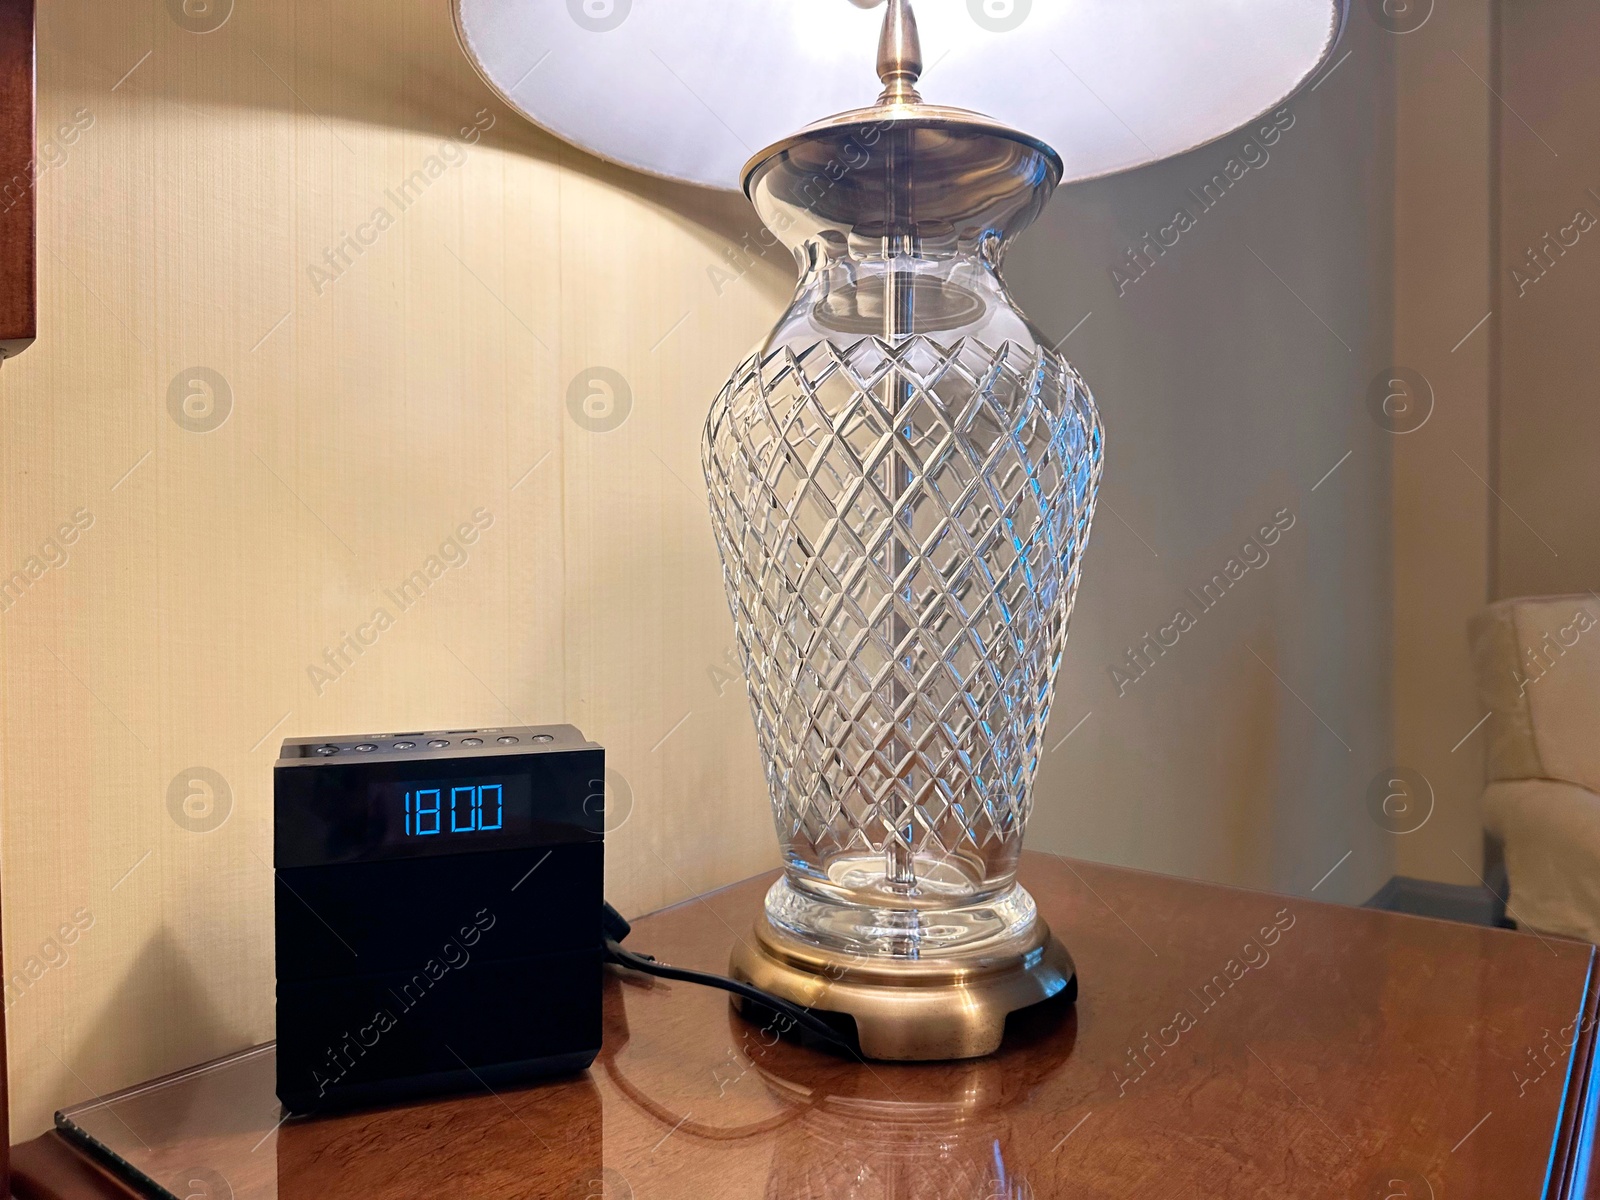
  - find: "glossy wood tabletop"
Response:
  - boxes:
[14,853,1600,1199]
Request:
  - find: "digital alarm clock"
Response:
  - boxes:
[274,725,604,1114]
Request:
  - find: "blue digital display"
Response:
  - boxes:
[404,784,504,836]
[369,775,531,847]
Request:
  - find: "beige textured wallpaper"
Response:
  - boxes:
[0,0,788,1138]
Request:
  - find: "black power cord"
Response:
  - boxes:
[602,902,856,1053]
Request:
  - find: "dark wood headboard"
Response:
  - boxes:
[0,0,34,364]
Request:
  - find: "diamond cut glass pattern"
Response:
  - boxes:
[706,117,1102,959]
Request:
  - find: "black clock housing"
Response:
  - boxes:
[274,724,603,1114]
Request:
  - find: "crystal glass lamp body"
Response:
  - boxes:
[704,119,1101,960]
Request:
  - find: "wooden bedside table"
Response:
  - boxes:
[12,853,1599,1199]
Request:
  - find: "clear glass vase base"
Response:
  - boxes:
[764,873,1039,959]
[730,907,1076,1061]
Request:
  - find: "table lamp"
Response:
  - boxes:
[703,0,1099,1058]
[454,0,1345,1059]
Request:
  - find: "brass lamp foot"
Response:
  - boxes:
[729,915,1076,1061]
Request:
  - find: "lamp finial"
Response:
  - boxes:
[876,0,922,105]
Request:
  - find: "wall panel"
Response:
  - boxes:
[1496,0,1600,597]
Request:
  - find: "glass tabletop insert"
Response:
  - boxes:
[56,1041,600,1200]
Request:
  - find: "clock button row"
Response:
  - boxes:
[310,734,551,755]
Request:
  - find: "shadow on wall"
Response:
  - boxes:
[60,926,240,1118]
[1009,8,1396,904]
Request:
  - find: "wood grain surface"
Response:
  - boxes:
[13,854,1600,1199]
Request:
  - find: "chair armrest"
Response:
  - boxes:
[1486,778,1600,946]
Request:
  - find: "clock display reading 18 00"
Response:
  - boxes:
[367,775,534,848]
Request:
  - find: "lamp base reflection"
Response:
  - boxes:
[729,913,1076,1060]
[749,987,1080,1200]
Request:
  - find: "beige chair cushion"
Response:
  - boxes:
[1484,778,1600,945]
[1469,595,1600,794]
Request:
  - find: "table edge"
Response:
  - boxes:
[1551,948,1600,1199]
[10,1131,140,1200]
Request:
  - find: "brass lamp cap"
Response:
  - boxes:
[740,0,1062,199]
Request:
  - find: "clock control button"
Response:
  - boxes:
[393,741,416,750]
[354,743,377,752]
[314,744,340,756]
[531,734,554,744]
[426,739,449,748]
[462,737,483,747]
[496,736,519,744]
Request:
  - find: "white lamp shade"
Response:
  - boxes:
[453,0,1347,191]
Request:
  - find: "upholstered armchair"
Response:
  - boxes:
[1471,595,1600,945]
